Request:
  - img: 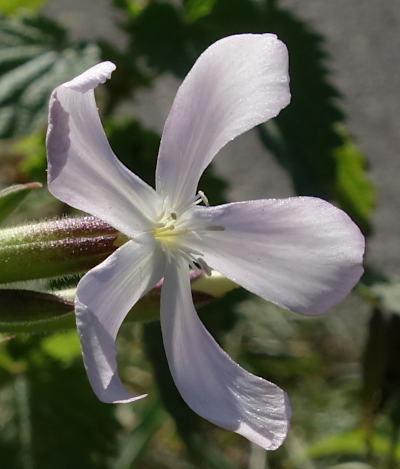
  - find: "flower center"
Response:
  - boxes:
[152,211,186,249]
[151,192,219,273]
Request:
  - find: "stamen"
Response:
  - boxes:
[197,257,212,276]
[174,190,210,215]
[176,248,198,270]
[198,190,209,206]
[188,258,198,271]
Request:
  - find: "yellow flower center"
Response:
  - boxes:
[152,212,187,250]
[151,193,222,273]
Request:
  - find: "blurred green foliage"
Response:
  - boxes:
[0,14,100,138]
[0,0,47,16]
[0,181,41,222]
[0,0,397,468]
[0,334,121,469]
[332,128,375,235]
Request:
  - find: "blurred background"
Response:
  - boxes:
[0,0,399,468]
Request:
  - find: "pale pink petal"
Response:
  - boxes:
[47,62,160,237]
[156,34,290,209]
[160,258,291,450]
[75,239,164,403]
[191,197,364,315]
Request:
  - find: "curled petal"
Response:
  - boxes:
[191,197,364,315]
[156,34,290,209]
[75,239,164,403]
[47,62,160,237]
[160,258,291,450]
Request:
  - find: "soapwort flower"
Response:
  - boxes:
[46,34,364,450]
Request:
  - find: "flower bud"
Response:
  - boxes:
[0,216,120,283]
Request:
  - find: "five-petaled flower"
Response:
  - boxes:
[46,34,364,450]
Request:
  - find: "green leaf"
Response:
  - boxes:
[369,278,400,315]
[0,0,47,16]
[40,330,81,365]
[184,0,217,22]
[0,14,100,138]
[308,427,400,462]
[0,182,42,222]
[333,127,375,234]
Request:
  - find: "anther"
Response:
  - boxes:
[198,190,209,206]
[196,257,212,276]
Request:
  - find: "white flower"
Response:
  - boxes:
[46,34,364,450]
